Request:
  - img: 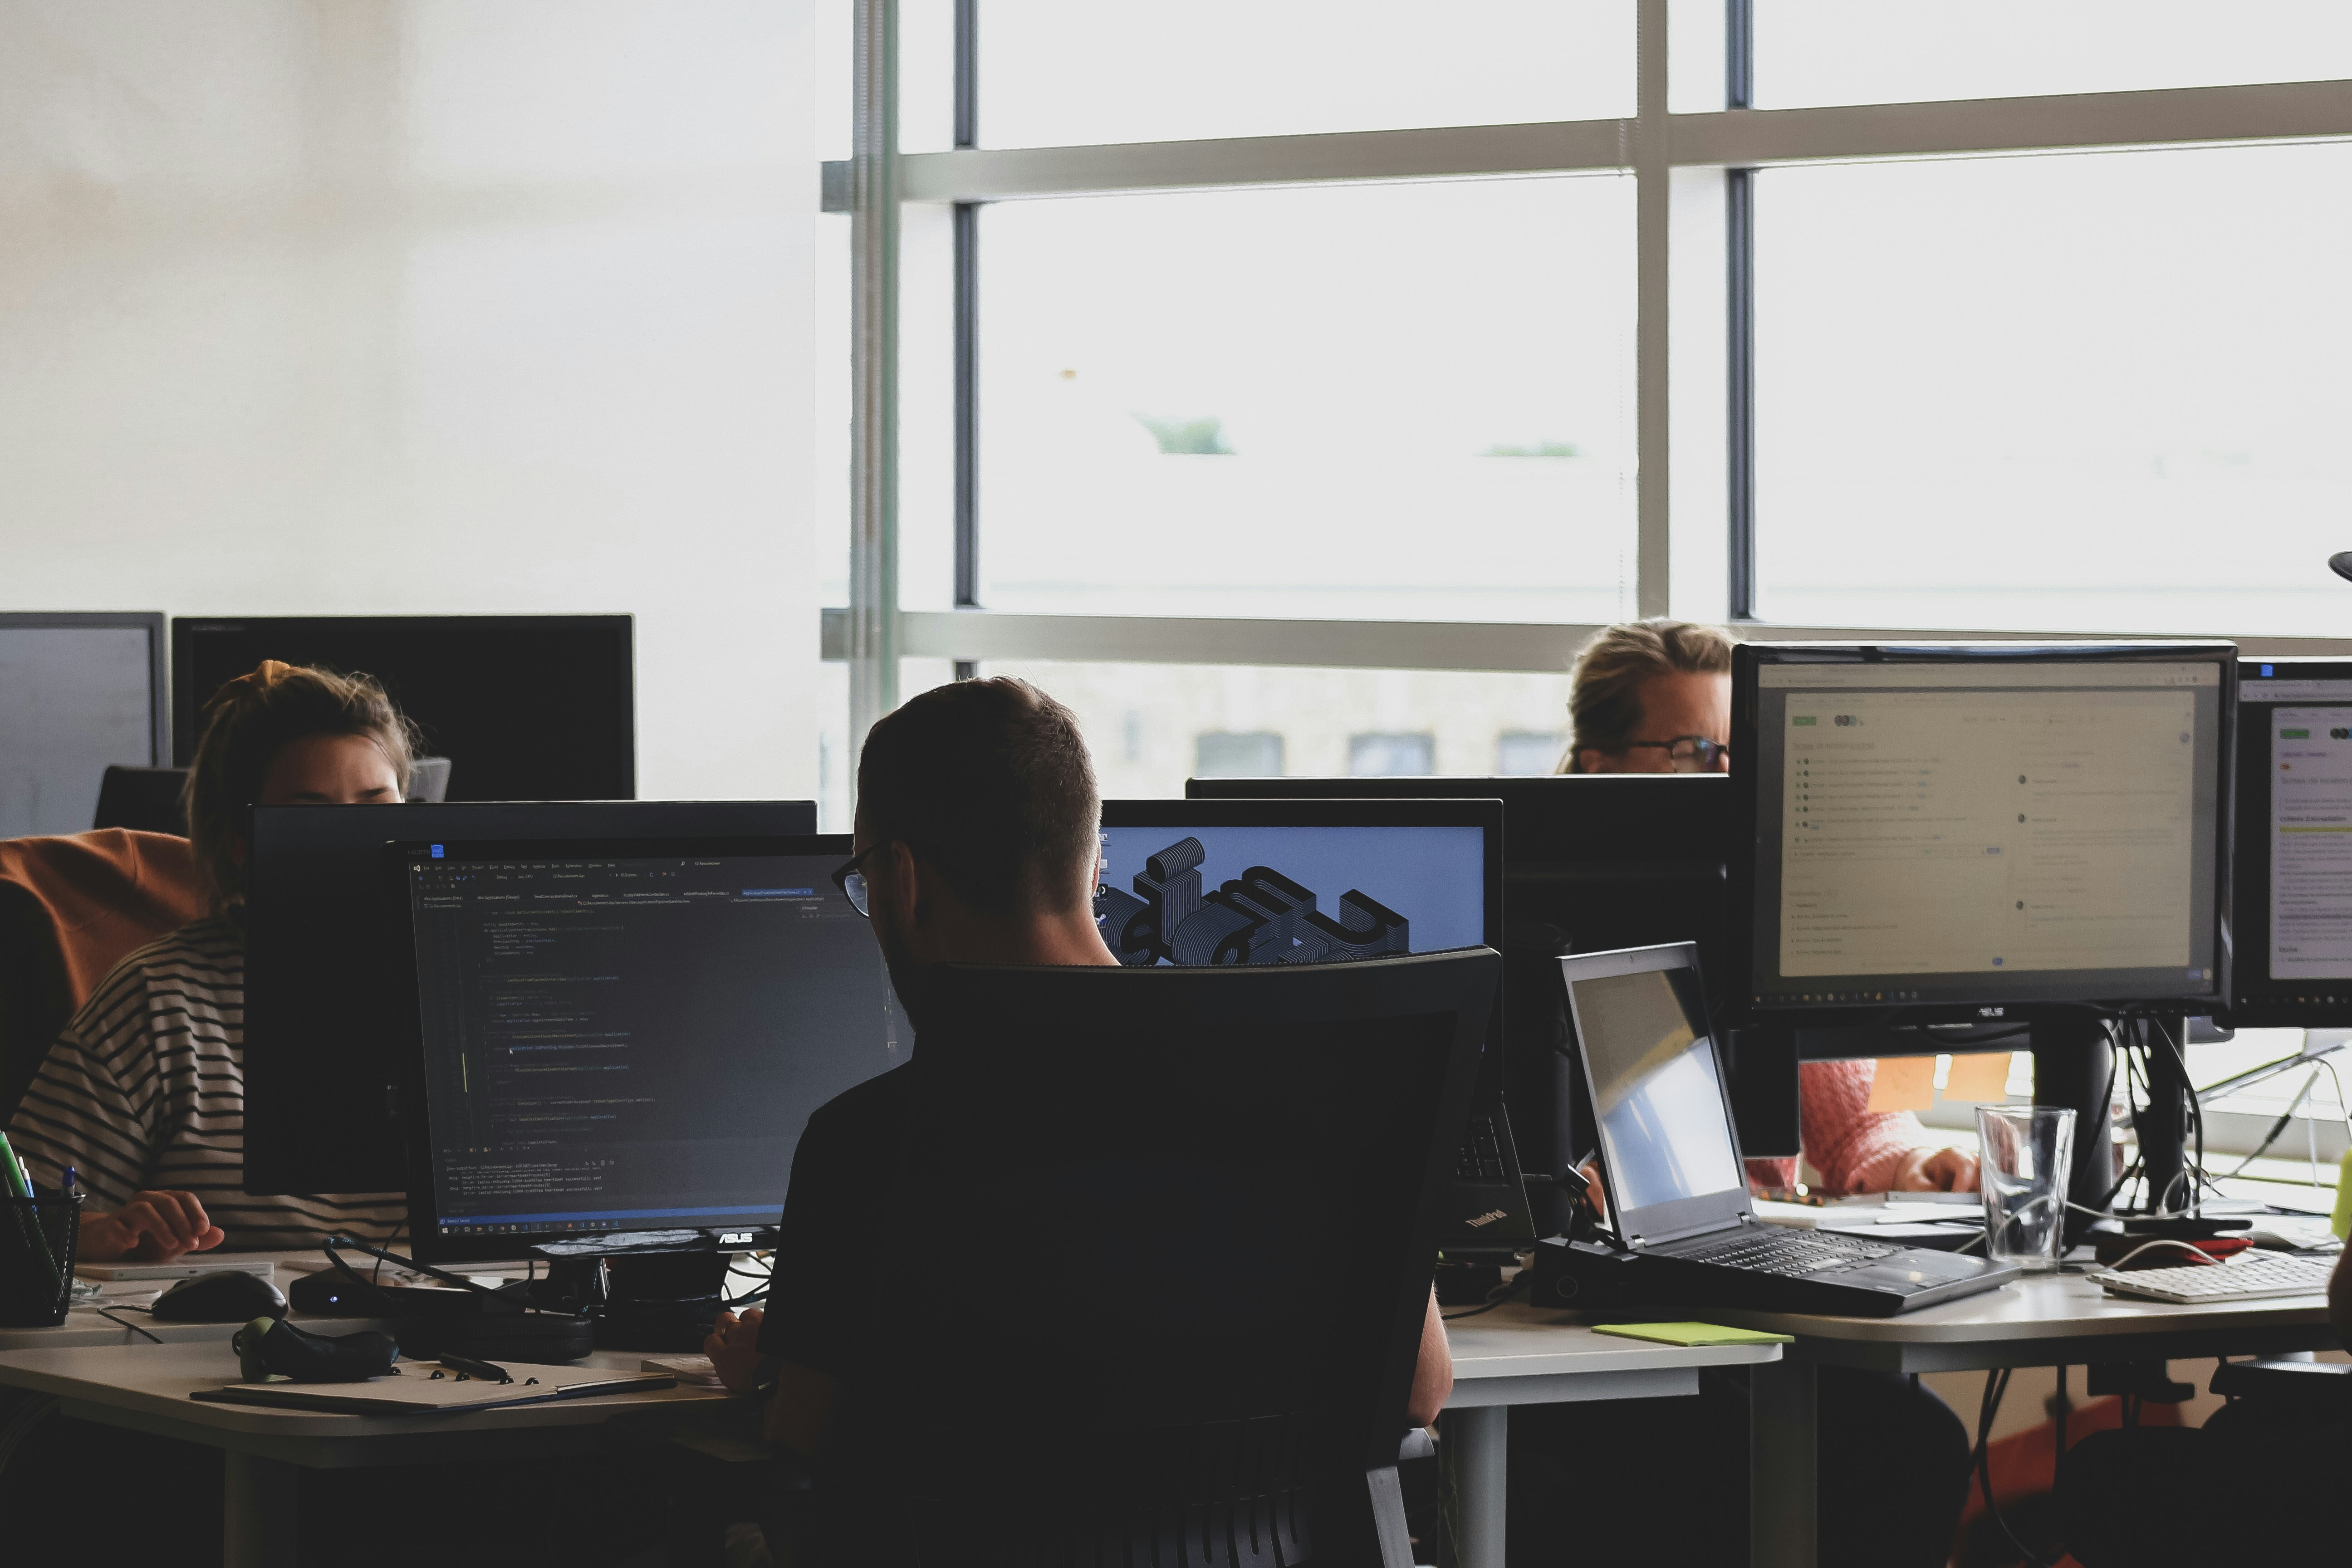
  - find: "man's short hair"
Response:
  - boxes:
[857,676,1100,913]
[1560,619,1737,772]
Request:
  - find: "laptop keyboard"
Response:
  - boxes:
[1456,1114,1508,1183]
[1674,1229,1898,1276]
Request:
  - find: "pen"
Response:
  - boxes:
[436,1352,513,1384]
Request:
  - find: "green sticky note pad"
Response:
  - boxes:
[1592,1321,1793,1348]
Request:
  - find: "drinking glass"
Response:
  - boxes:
[1975,1105,2077,1272]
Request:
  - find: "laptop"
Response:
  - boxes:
[1443,1056,1540,1256]
[1529,943,2019,1318]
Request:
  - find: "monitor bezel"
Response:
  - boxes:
[0,611,167,769]
[2225,656,2352,1028]
[1559,941,1754,1249]
[384,832,858,1264]
[1729,640,2238,1028]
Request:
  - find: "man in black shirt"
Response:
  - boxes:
[704,676,1454,1454]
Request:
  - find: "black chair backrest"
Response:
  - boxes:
[91,766,188,835]
[869,947,1496,1567]
[0,882,74,1127]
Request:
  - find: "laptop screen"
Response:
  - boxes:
[1561,947,1750,1241]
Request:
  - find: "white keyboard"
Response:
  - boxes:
[2088,1249,2336,1304]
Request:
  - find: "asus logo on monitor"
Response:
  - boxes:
[1978,1007,2007,1018]
[718,1231,754,1245]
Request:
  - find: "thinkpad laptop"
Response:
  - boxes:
[1531,943,2018,1318]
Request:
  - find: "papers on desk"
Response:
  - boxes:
[1593,1322,1793,1348]
[189,1361,674,1416]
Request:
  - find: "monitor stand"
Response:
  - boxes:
[2034,1018,2195,1240]
[2033,1019,2120,1245]
[526,1231,755,1352]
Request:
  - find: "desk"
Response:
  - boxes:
[1707,1273,2340,1568]
[1443,1303,1783,1568]
[0,1338,726,1568]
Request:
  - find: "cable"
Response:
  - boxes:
[93,1306,162,1343]
[1442,1276,1526,1321]
[1970,1367,2053,1568]
[2100,1237,2225,1272]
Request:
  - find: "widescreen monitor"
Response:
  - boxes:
[0,612,165,837]
[392,836,899,1264]
[243,799,816,1197]
[1732,642,2235,1026]
[2226,657,2352,1027]
[171,615,635,800]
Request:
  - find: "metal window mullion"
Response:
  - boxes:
[1726,166,1755,620]
[849,0,901,760]
[954,205,978,610]
[1634,0,1670,618]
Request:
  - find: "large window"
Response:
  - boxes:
[830,1,2352,769]
[1754,142,2352,633]
[980,178,1635,622]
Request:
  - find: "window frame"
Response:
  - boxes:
[829,0,2352,748]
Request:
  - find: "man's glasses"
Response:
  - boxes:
[1618,735,1730,773]
[831,844,882,917]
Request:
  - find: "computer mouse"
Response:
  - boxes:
[150,1270,289,1323]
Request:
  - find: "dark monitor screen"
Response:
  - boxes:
[243,799,816,1198]
[1096,798,1499,969]
[2227,657,2352,1026]
[395,837,900,1261]
[1734,642,2235,1024]
[0,613,164,837]
[171,615,634,800]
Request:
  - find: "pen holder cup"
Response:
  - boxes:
[0,1189,83,1328]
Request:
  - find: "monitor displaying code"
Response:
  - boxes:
[407,852,900,1239]
[1748,658,2225,1010]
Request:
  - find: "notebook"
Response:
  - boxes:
[189,1360,676,1416]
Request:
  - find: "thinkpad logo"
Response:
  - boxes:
[1464,1209,1509,1229]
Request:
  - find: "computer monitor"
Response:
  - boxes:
[1096,798,1500,970]
[0,612,166,838]
[243,799,816,1197]
[170,615,635,800]
[1185,775,1733,975]
[391,835,900,1264]
[1733,642,2236,1026]
[2226,657,2352,1027]
[1179,775,1794,1191]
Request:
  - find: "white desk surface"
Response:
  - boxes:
[1701,1270,2336,1345]
[0,1339,725,1443]
[1448,1302,1782,1378]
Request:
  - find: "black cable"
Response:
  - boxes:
[1970,1367,2053,1568]
[1442,1276,1526,1321]
[369,1218,408,1287]
[94,1305,162,1343]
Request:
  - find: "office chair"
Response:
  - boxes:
[862,948,1493,1568]
[90,766,188,834]
[0,831,204,1125]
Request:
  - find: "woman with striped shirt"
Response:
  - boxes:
[7,661,409,1259]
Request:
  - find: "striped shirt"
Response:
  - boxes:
[6,916,406,1251]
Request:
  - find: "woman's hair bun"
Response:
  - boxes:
[200,658,299,717]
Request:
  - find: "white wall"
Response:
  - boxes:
[0,0,826,800]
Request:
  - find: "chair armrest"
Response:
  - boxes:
[2209,1358,2352,1411]
[1397,1426,1437,1465]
